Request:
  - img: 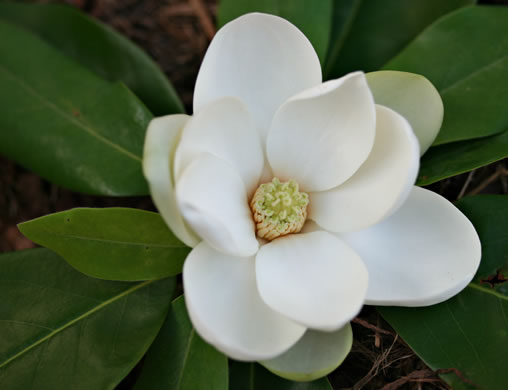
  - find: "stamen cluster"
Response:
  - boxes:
[250,178,309,240]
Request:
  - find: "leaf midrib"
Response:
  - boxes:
[0,279,153,369]
[440,54,508,95]
[468,282,508,301]
[324,0,364,77]
[174,329,195,389]
[0,64,141,162]
[23,227,187,249]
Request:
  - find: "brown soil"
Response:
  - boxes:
[1,1,507,389]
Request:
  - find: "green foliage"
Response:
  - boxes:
[417,130,508,185]
[325,0,474,79]
[0,2,183,116]
[0,20,151,196]
[0,249,175,390]
[230,362,333,389]
[379,195,508,390]
[134,296,228,390]
[217,0,333,64]
[457,196,508,296]
[18,208,190,281]
[386,6,508,145]
[1,1,507,388]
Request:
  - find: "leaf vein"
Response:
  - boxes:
[0,64,141,162]
[30,229,186,249]
[0,320,54,331]
[445,300,489,377]
[468,283,508,301]
[175,329,195,389]
[0,279,102,303]
[440,54,508,94]
[0,280,153,369]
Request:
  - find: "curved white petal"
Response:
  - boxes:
[340,187,482,306]
[267,72,376,192]
[175,97,264,196]
[366,71,444,155]
[256,231,368,331]
[176,153,258,257]
[183,242,306,361]
[194,13,321,141]
[309,105,419,232]
[260,324,353,382]
[142,114,199,247]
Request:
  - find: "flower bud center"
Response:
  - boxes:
[250,178,309,241]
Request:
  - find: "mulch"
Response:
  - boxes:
[1,1,506,389]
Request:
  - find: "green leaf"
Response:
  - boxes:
[385,6,508,145]
[456,196,508,296]
[18,208,190,281]
[217,0,333,64]
[378,195,508,390]
[417,129,508,186]
[325,0,473,79]
[230,362,333,390]
[260,325,352,382]
[0,2,183,116]
[0,20,151,196]
[0,248,175,390]
[134,296,228,390]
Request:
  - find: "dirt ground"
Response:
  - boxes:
[1,0,507,389]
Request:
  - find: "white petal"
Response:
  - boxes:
[142,115,199,247]
[340,187,482,306]
[366,71,444,155]
[176,153,258,257]
[194,13,321,141]
[260,324,353,382]
[183,242,306,361]
[256,231,368,331]
[174,97,264,196]
[309,105,419,232]
[267,72,376,192]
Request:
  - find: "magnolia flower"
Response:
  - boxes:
[143,13,481,377]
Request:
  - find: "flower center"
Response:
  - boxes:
[250,177,309,241]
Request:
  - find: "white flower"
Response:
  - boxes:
[143,13,481,368]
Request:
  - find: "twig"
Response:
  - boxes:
[436,368,481,389]
[352,317,395,336]
[457,169,475,199]
[467,165,508,196]
[380,369,437,390]
[189,0,216,40]
[352,335,398,389]
[374,315,382,348]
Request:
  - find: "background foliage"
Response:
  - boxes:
[0,0,507,389]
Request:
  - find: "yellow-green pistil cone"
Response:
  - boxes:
[250,178,309,241]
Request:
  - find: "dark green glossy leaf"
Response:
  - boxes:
[217,0,333,64]
[379,195,508,390]
[325,0,473,79]
[0,248,175,390]
[230,362,333,390]
[134,296,228,390]
[417,130,508,186]
[456,196,508,296]
[0,20,151,196]
[18,208,190,281]
[0,2,183,116]
[386,6,508,145]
